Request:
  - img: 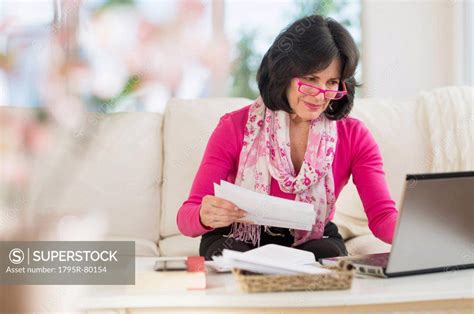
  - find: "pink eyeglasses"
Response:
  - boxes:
[296,78,347,100]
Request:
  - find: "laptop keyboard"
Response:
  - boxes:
[350,252,390,267]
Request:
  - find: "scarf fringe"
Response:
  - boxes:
[225,224,290,248]
[225,223,261,247]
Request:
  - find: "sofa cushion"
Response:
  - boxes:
[105,235,160,257]
[160,97,251,238]
[159,234,201,257]
[26,111,163,245]
[345,234,392,256]
[333,97,430,239]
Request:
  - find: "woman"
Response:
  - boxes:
[177,15,399,261]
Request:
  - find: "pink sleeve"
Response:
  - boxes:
[176,113,241,237]
[350,121,399,244]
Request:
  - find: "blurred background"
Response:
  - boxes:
[0,0,363,112]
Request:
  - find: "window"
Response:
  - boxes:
[226,0,362,99]
[0,0,54,107]
[0,0,362,111]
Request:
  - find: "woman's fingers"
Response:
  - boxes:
[212,217,254,227]
[213,207,247,218]
[207,217,255,229]
[210,197,237,210]
[201,195,253,228]
[208,196,248,215]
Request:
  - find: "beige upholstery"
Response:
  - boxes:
[24,111,163,256]
[345,234,392,256]
[159,234,201,257]
[333,97,431,244]
[160,97,252,238]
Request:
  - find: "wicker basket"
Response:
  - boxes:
[231,260,354,293]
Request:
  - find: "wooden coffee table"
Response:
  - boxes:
[80,257,474,313]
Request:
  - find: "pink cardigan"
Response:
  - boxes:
[177,105,399,244]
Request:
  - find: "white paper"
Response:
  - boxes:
[242,244,315,265]
[214,180,315,231]
[205,258,232,273]
[215,244,332,275]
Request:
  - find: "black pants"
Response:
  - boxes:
[199,221,348,262]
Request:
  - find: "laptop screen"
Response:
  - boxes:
[387,172,474,273]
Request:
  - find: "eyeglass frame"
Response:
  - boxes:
[296,78,347,100]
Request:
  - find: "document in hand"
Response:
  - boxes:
[214,180,315,231]
[214,244,332,275]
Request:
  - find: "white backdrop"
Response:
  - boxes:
[361,0,473,100]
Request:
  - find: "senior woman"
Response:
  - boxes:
[177,15,399,261]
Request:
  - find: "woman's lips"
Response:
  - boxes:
[303,101,323,111]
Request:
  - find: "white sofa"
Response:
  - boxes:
[9,86,472,257]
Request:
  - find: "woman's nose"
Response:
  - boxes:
[314,90,326,102]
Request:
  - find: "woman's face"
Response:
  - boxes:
[286,58,342,123]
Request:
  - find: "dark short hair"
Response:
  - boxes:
[256,15,361,120]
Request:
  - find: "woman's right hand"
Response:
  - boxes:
[199,195,252,229]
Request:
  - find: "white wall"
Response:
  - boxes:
[361,0,472,99]
[466,0,474,86]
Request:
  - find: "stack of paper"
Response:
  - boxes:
[210,244,332,275]
[214,180,315,230]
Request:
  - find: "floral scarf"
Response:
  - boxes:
[226,96,337,247]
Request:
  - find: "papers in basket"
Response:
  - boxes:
[211,244,332,275]
[213,180,315,230]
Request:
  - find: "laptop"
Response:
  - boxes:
[320,171,474,278]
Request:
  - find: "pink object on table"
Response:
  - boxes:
[186,256,205,272]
